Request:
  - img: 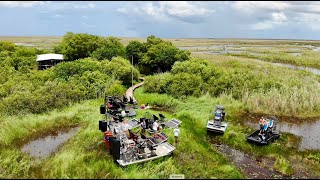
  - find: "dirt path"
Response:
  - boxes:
[125,77,144,103]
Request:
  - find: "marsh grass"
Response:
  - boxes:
[1,85,319,178]
[191,53,320,118]
[229,50,320,69]
[273,156,294,176]
[135,88,320,178]
[0,95,245,179]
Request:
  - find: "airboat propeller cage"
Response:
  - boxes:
[215,105,225,111]
[207,105,228,133]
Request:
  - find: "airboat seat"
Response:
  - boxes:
[159,113,166,120]
[153,114,159,121]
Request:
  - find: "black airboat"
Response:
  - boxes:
[246,116,281,145]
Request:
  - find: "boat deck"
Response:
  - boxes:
[117,142,175,166]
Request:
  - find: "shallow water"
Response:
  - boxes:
[253,59,320,75]
[21,126,80,159]
[14,42,35,46]
[272,62,320,75]
[244,119,320,151]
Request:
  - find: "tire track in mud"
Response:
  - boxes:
[213,142,284,179]
[211,137,317,179]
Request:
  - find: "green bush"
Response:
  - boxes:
[91,37,126,60]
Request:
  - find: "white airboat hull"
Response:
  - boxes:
[206,121,227,133]
[116,142,175,166]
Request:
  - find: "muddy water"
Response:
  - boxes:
[213,143,284,179]
[243,116,320,151]
[21,126,80,159]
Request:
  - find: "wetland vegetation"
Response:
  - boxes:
[0,34,319,178]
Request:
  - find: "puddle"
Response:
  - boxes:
[241,114,320,150]
[313,47,320,52]
[302,45,320,52]
[213,143,284,179]
[21,126,80,159]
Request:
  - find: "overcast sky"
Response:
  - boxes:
[1,1,320,40]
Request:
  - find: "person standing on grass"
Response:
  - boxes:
[173,125,180,145]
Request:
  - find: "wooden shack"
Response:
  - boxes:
[36,54,64,70]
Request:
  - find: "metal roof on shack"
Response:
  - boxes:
[36,54,64,62]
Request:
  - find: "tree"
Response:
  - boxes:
[125,40,146,65]
[91,37,126,60]
[53,32,101,61]
[145,35,166,48]
[140,42,190,74]
[102,56,140,85]
[52,57,101,81]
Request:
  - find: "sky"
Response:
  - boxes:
[1,1,320,40]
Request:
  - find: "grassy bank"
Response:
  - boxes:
[0,97,244,179]
[191,54,320,118]
[1,86,319,178]
[135,87,320,177]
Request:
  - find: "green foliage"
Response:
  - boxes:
[167,73,203,98]
[125,40,147,65]
[0,41,16,52]
[101,56,140,85]
[143,73,172,94]
[0,41,139,116]
[106,81,126,96]
[54,33,127,62]
[53,32,101,61]
[91,37,126,60]
[140,41,190,74]
[125,35,191,75]
[171,58,221,82]
[52,57,101,81]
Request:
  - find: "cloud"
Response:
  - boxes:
[73,3,95,9]
[271,12,287,23]
[231,1,290,13]
[53,14,63,18]
[117,1,215,23]
[293,13,320,31]
[0,1,47,8]
[250,12,287,30]
[231,2,320,32]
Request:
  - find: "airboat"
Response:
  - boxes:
[246,116,281,145]
[206,105,228,133]
[100,95,137,118]
[98,112,178,167]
